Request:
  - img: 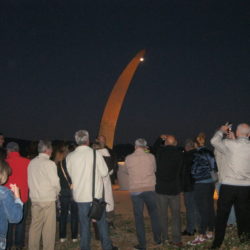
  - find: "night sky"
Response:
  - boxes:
[1,0,250,145]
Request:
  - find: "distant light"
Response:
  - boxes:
[140,57,144,62]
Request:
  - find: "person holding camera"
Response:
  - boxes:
[210,123,250,249]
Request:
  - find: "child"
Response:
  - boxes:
[0,160,23,250]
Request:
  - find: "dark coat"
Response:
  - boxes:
[155,145,183,195]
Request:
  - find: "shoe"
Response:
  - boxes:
[60,238,67,243]
[16,248,23,250]
[182,230,195,236]
[188,236,206,245]
[112,246,119,250]
[133,245,146,250]
[72,238,78,243]
[205,233,213,240]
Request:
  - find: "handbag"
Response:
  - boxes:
[88,149,106,221]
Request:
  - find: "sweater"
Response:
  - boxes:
[28,153,60,202]
[125,148,156,192]
[5,152,30,203]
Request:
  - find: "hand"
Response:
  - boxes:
[219,125,230,134]
[10,184,20,199]
[160,134,167,140]
[227,131,235,139]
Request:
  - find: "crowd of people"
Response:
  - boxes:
[0,123,250,250]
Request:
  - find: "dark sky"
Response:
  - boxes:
[1,0,250,145]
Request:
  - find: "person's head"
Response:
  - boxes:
[97,135,106,146]
[51,142,67,163]
[0,160,11,185]
[134,138,147,149]
[196,132,206,147]
[6,142,19,153]
[236,123,250,138]
[75,130,89,146]
[184,139,195,152]
[0,133,4,148]
[165,135,177,146]
[38,140,53,157]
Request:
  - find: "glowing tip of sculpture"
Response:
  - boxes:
[140,57,144,62]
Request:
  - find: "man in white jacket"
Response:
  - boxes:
[66,130,117,250]
[210,123,250,249]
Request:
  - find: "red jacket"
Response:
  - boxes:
[5,152,30,203]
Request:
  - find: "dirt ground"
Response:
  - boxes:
[20,185,248,249]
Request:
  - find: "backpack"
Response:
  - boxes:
[191,148,216,181]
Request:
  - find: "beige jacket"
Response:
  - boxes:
[28,153,60,202]
[125,148,156,192]
[66,145,109,202]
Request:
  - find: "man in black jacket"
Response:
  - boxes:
[155,135,183,247]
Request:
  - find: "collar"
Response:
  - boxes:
[75,145,90,151]
[7,152,20,159]
[38,153,50,159]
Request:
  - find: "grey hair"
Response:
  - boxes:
[237,123,250,136]
[6,142,19,152]
[135,138,147,147]
[38,140,52,153]
[75,130,89,145]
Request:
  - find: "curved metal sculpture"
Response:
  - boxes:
[99,49,146,148]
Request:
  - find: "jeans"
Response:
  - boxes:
[77,202,113,250]
[212,185,250,248]
[194,182,215,235]
[59,195,78,239]
[7,201,28,248]
[131,191,161,249]
[156,193,181,243]
[183,191,200,233]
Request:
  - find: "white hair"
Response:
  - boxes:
[135,138,147,147]
[38,140,52,153]
[237,124,250,137]
[75,130,89,145]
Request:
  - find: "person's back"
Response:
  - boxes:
[125,148,156,192]
[223,138,250,184]
[156,145,183,195]
[67,145,108,202]
[28,153,59,202]
[5,151,30,203]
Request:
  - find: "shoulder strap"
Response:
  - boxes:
[92,149,96,200]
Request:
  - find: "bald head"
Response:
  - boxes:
[165,135,177,146]
[236,123,250,137]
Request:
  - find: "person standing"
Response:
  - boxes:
[210,123,250,249]
[28,140,60,250]
[155,135,183,247]
[51,142,78,243]
[0,160,23,250]
[188,133,216,246]
[5,142,30,250]
[66,130,117,250]
[125,138,161,250]
[181,139,200,236]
